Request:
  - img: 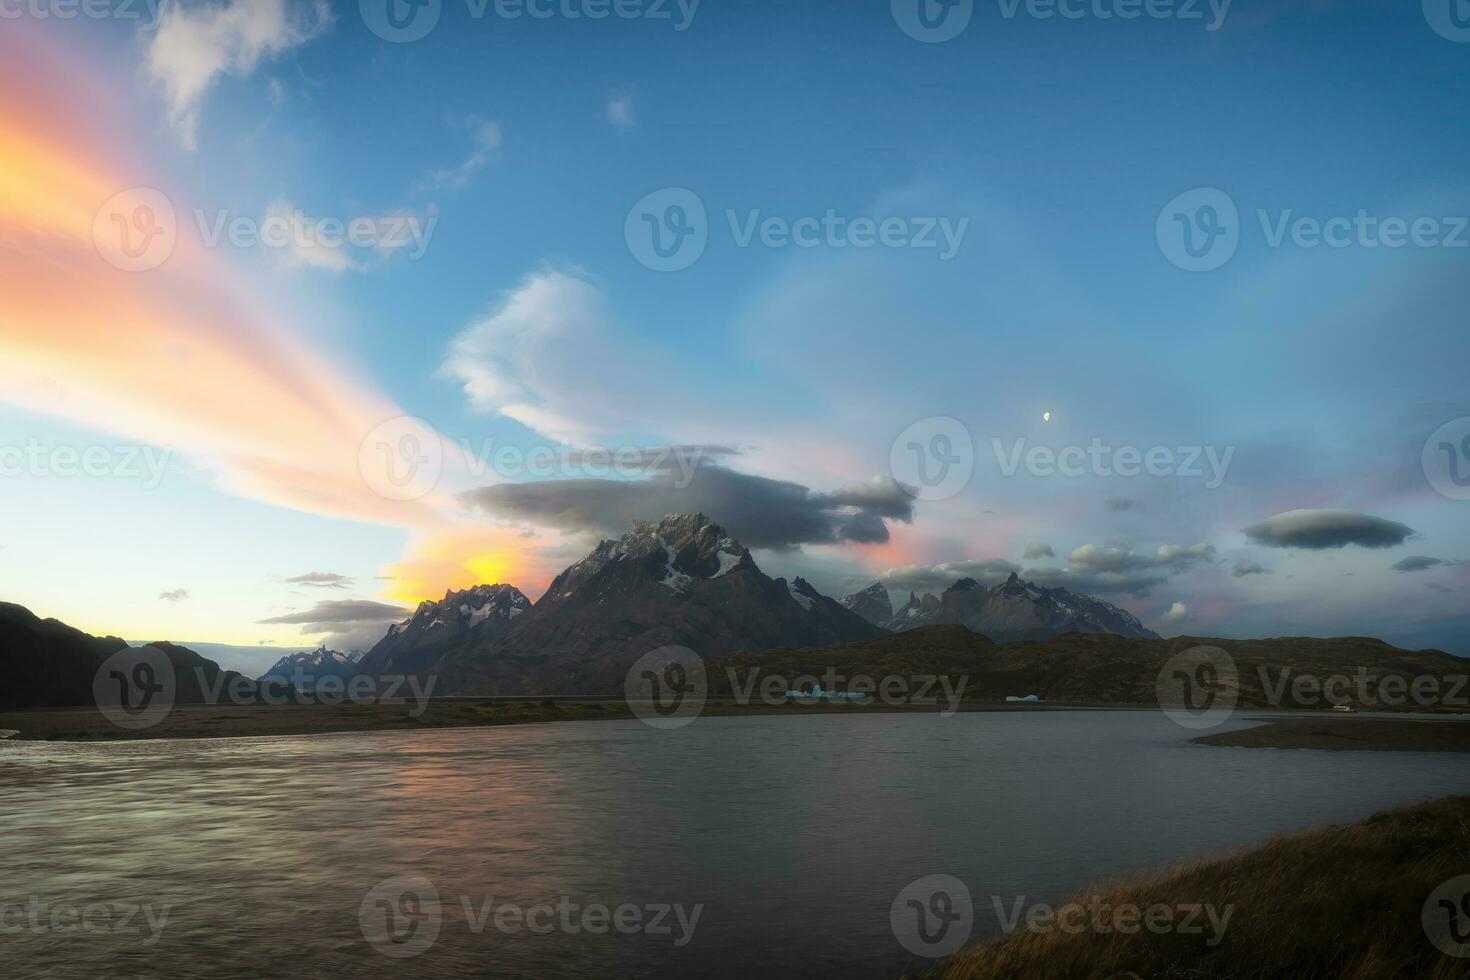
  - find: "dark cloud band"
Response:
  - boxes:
[458,464,914,551]
[1243,509,1413,550]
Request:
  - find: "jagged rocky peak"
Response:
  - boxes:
[840,581,895,627]
[546,513,754,600]
[887,570,1159,643]
[786,576,824,611]
[389,583,531,635]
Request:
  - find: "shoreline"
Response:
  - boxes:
[0,698,1161,743]
[1192,716,1470,753]
[2,699,1470,745]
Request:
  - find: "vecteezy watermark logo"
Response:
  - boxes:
[891,0,974,42]
[1156,645,1238,730]
[1254,666,1468,711]
[1423,417,1470,502]
[194,206,437,264]
[235,670,437,715]
[1424,0,1470,43]
[93,187,177,273]
[625,188,708,272]
[358,416,444,502]
[624,646,706,729]
[991,438,1234,489]
[361,0,442,41]
[461,441,708,487]
[0,0,165,28]
[891,417,975,502]
[1157,187,1239,272]
[0,440,173,489]
[893,0,1232,41]
[891,874,973,958]
[1160,189,1470,271]
[363,0,699,42]
[625,189,970,271]
[0,898,173,942]
[990,894,1233,945]
[723,667,969,716]
[1424,875,1470,957]
[93,645,176,730]
[360,875,442,958]
[360,880,703,950]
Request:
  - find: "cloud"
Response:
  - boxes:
[419,120,502,191]
[148,0,332,148]
[159,589,190,602]
[1160,601,1189,624]
[286,572,353,588]
[258,597,407,650]
[1243,509,1414,550]
[1232,559,1270,578]
[1022,542,1054,560]
[258,599,406,625]
[1104,496,1138,512]
[879,559,1021,594]
[459,462,914,552]
[1153,543,1218,568]
[607,95,635,128]
[441,270,621,442]
[1013,542,1214,598]
[439,269,699,445]
[1392,556,1460,573]
[1023,565,1167,599]
[1068,542,1215,575]
[262,199,357,272]
[0,51,452,536]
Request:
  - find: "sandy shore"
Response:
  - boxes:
[1195,716,1470,753]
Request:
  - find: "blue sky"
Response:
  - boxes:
[2,0,1468,671]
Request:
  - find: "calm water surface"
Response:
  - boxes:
[2,711,1465,978]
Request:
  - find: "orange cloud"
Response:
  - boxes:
[0,29,450,527]
[0,29,527,605]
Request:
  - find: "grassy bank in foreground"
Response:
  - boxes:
[939,795,1470,980]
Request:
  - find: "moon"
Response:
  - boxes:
[1042,411,1052,422]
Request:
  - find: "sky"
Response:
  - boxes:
[1,0,1468,672]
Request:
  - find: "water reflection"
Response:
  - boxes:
[1,712,1465,978]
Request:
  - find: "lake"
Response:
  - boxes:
[2,710,1465,978]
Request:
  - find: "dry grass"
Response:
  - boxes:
[940,796,1470,980]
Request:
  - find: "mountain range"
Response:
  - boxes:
[344,513,1164,694]
[0,602,253,710]
[14,510,1452,710]
[256,645,366,688]
[370,514,883,694]
[354,584,531,679]
[869,572,1160,643]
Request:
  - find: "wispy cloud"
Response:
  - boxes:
[418,120,502,192]
[607,94,635,128]
[1392,556,1462,573]
[286,572,354,588]
[258,598,407,650]
[147,0,333,149]
[159,589,190,602]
